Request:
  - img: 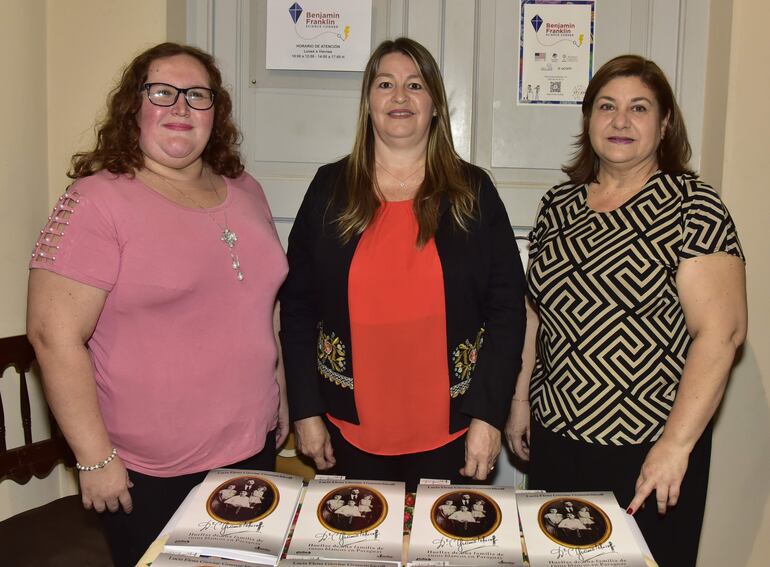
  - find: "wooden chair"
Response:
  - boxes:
[276,431,316,481]
[0,334,113,566]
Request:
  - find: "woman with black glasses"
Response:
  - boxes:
[26,42,289,566]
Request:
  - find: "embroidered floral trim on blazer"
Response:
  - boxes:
[317,323,353,389]
[450,327,485,398]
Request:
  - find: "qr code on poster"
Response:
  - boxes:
[549,81,562,94]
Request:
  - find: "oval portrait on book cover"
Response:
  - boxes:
[537,497,612,549]
[316,485,388,534]
[206,475,279,524]
[430,489,501,541]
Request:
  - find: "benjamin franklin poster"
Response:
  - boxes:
[518,0,595,105]
[266,0,372,71]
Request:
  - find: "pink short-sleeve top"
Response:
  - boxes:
[30,170,288,476]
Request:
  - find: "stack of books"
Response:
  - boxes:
[152,554,267,566]
[154,469,653,566]
[284,477,406,565]
[162,468,304,565]
[407,483,523,566]
[516,491,649,566]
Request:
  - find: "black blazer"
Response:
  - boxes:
[279,158,526,432]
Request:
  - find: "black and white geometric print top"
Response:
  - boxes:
[527,172,744,445]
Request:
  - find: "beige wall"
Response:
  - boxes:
[698,0,770,565]
[0,0,48,339]
[0,0,175,522]
[47,0,170,200]
[0,0,59,523]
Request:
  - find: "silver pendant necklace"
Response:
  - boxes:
[149,168,245,282]
[376,161,425,190]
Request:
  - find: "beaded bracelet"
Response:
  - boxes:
[512,398,530,402]
[75,448,118,472]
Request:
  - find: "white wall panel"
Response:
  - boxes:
[489,0,682,172]
[406,0,443,57]
[250,88,359,164]
[443,0,476,161]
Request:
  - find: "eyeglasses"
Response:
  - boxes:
[142,82,216,110]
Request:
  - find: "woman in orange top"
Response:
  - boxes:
[280,38,526,490]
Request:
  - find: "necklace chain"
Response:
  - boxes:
[376,161,424,190]
[148,168,245,282]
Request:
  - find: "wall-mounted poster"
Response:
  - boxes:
[518,0,595,105]
[266,0,372,71]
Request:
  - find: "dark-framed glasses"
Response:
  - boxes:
[142,82,216,110]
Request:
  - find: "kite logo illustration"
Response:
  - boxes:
[531,14,543,32]
[286,2,350,41]
[289,3,303,23]
[530,13,583,48]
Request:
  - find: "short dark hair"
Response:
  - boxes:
[70,42,243,179]
[563,54,694,184]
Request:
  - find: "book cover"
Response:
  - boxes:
[407,483,523,566]
[516,491,648,566]
[279,560,396,566]
[164,468,304,565]
[151,553,257,566]
[286,478,405,564]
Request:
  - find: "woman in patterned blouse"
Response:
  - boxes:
[505,55,747,567]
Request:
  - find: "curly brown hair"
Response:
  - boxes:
[69,42,244,179]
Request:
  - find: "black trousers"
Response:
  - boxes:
[528,420,712,567]
[326,418,479,492]
[101,431,276,567]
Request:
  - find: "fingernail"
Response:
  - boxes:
[626,507,634,515]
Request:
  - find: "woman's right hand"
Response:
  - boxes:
[79,455,133,513]
[294,416,336,470]
[505,399,531,461]
[28,270,135,513]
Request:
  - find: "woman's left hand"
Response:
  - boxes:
[629,252,747,516]
[460,418,501,481]
[628,437,690,515]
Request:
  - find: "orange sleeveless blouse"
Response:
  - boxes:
[328,199,466,454]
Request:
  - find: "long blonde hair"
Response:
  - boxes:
[336,37,478,246]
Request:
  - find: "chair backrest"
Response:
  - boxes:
[0,334,74,484]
